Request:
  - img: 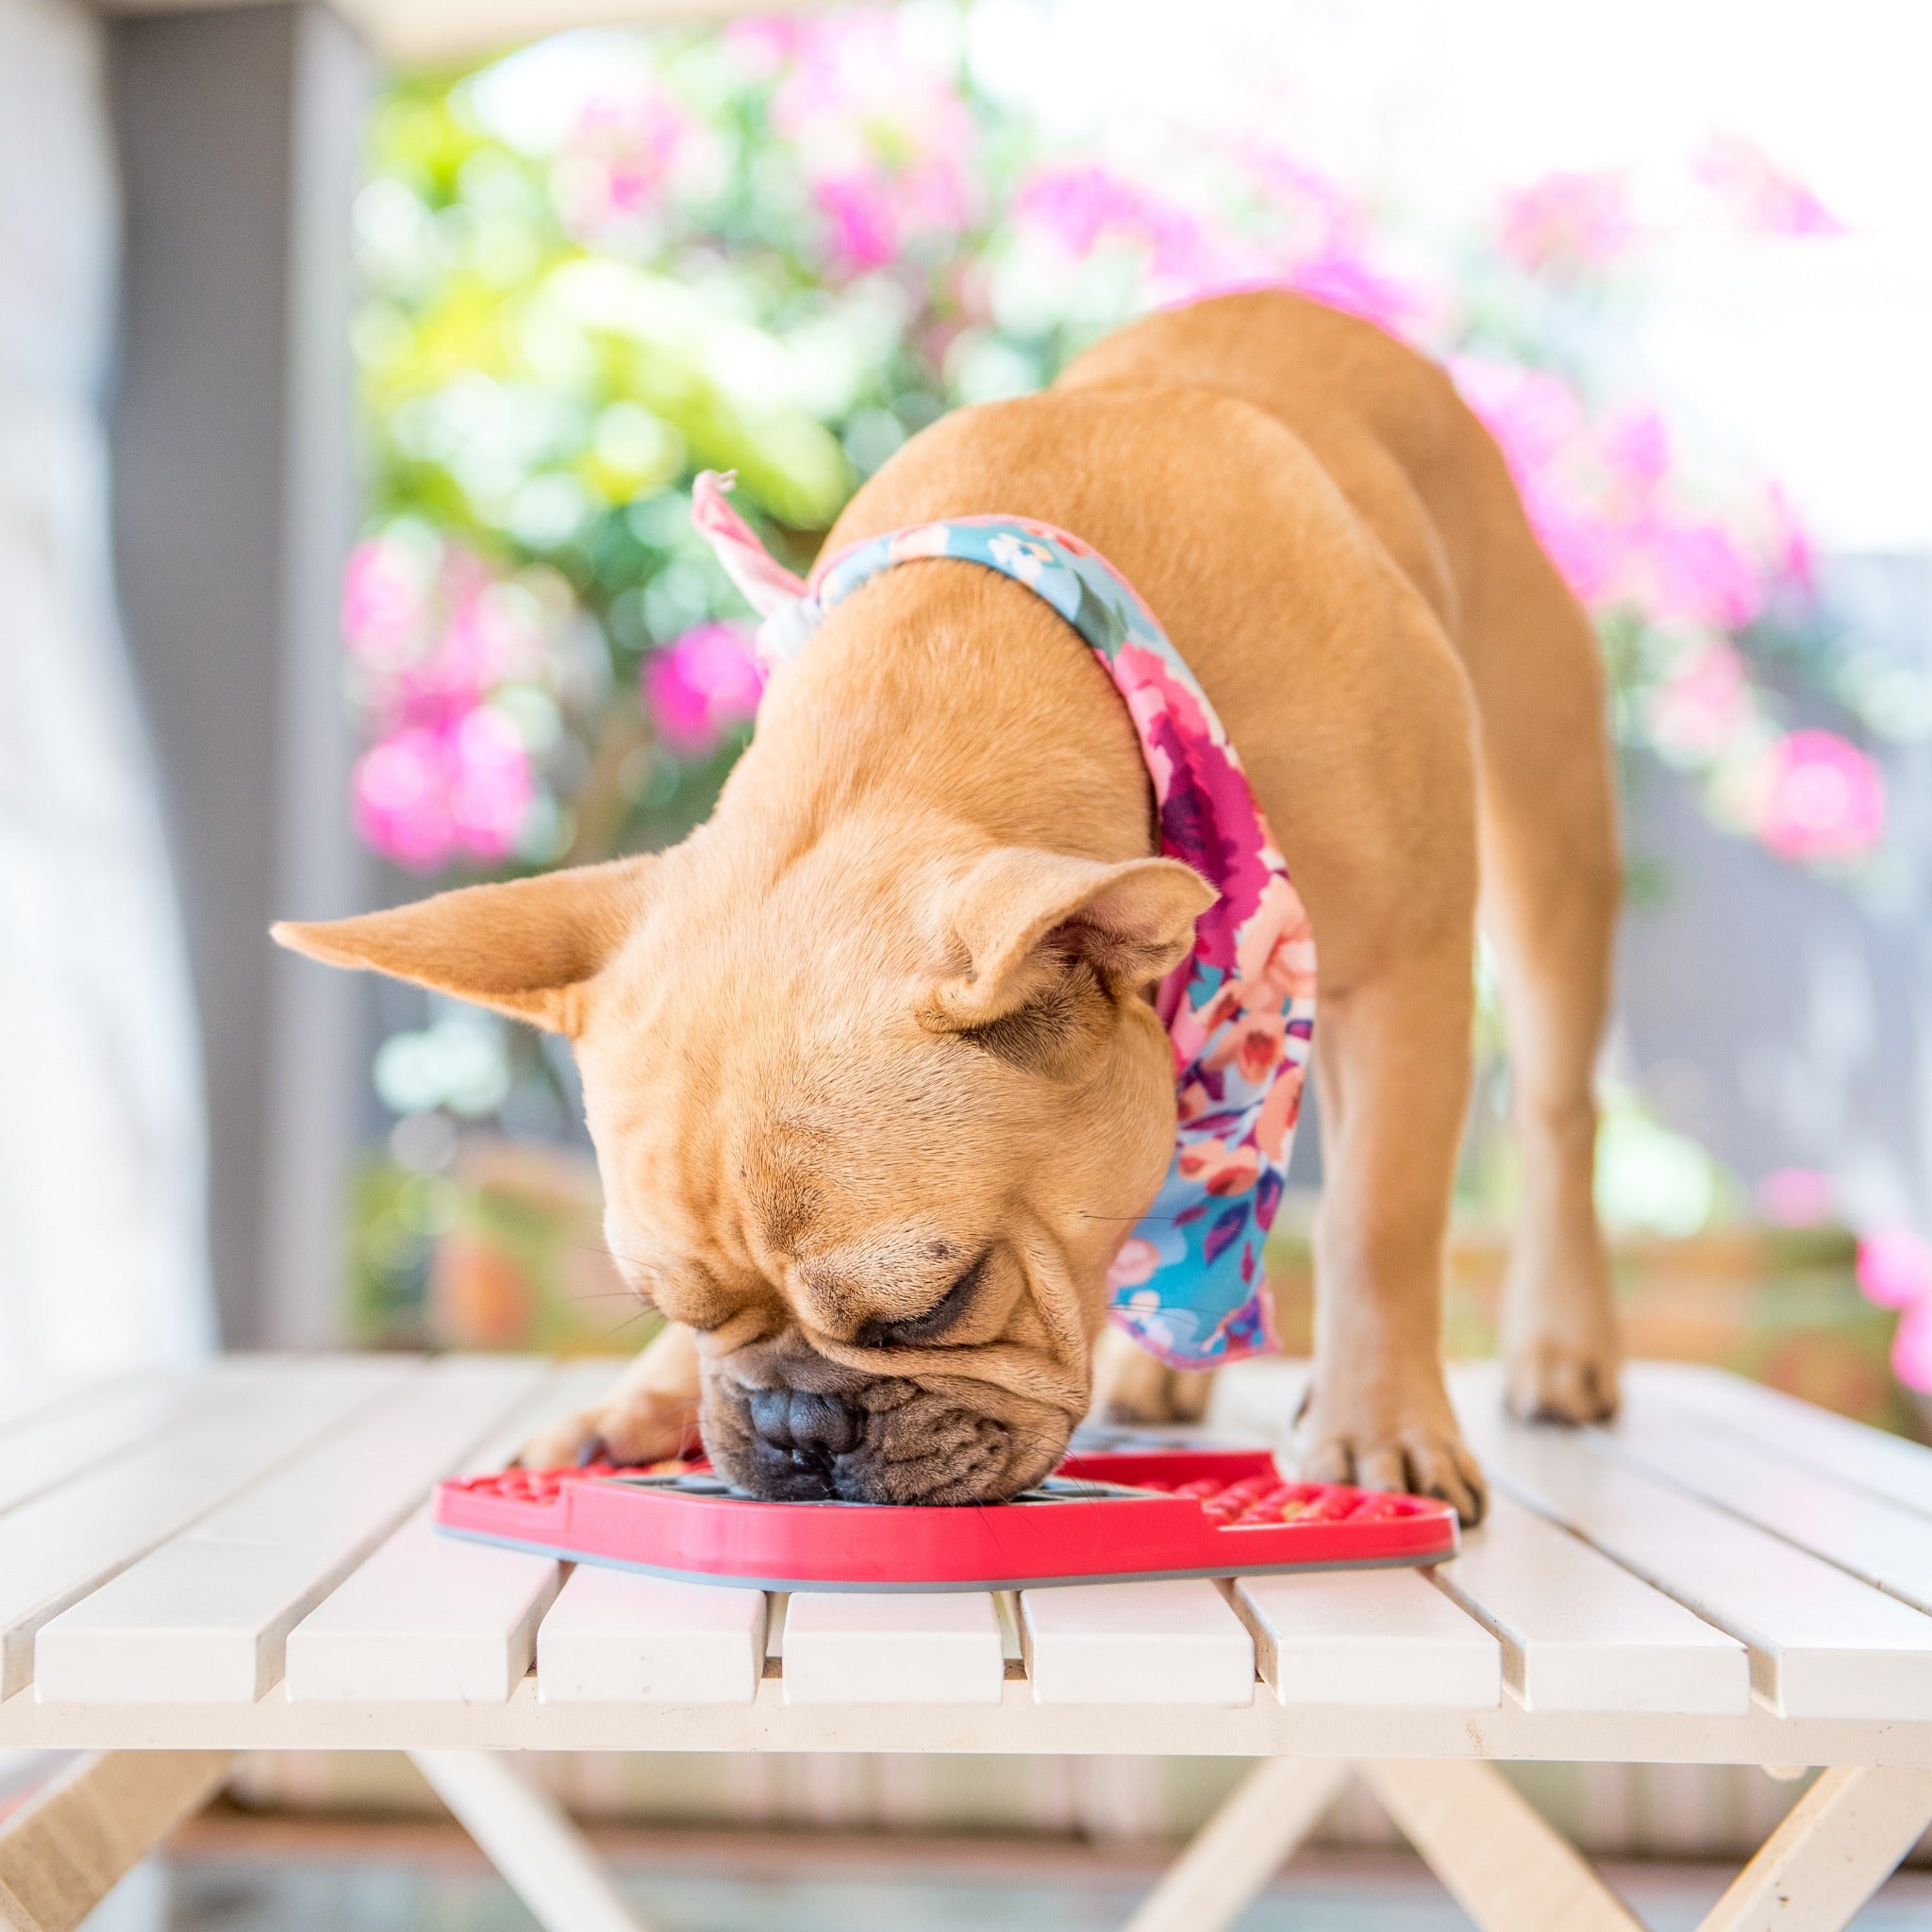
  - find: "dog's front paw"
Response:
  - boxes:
[516,1391,700,1470]
[1502,1330,1620,1425]
[1294,1371,1487,1525]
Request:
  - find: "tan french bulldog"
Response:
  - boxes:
[277,291,1621,1523]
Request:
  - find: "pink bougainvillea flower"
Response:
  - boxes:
[1695,133,1846,238]
[1284,246,1427,341]
[352,709,534,873]
[1645,640,1751,762]
[1016,164,1220,291]
[447,706,535,860]
[1892,1300,1932,1394]
[345,530,553,735]
[550,72,720,243]
[1450,358,1589,480]
[341,533,432,667]
[1498,170,1637,277]
[643,622,765,758]
[354,726,458,873]
[1598,406,1673,498]
[1855,1230,1932,1391]
[770,11,979,270]
[1757,730,1886,864]
[1857,1229,1931,1311]
[1756,1167,1835,1226]
[813,174,901,271]
[1763,484,1818,598]
[1643,517,1766,630]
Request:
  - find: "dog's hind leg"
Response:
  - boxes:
[1091,1323,1214,1426]
[1456,433,1624,1424]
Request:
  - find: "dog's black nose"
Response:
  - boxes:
[745,1389,864,1499]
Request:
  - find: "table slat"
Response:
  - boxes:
[1429,1492,1749,1713]
[1456,1394,1932,1720]
[781,1591,1004,1706]
[0,1362,411,1697]
[1631,1361,1932,1522]
[34,1357,545,1704]
[1591,1394,1932,1617]
[0,1379,206,1519]
[282,1360,622,1703]
[0,1373,139,1443]
[1020,1580,1255,1707]
[536,1566,766,1705]
[1235,1568,1501,1708]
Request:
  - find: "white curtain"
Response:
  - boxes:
[0,0,212,1374]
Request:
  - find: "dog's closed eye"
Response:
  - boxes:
[856,1251,990,1349]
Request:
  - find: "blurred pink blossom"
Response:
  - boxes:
[771,14,979,269]
[1757,730,1886,864]
[1451,358,1589,475]
[1858,1230,1932,1391]
[1452,358,1775,629]
[1645,641,1751,760]
[1017,165,1217,288]
[344,527,553,869]
[1893,1301,1932,1393]
[1642,518,1765,629]
[1757,1167,1836,1227]
[1862,1229,1932,1308]
[555,80,706,238]
[1696,134,1846,238]
[345,533,548,732]
[1598,406,1673,496]
[1018,158,1426,330]
[644,622,764,758]
[1281,247,1426,339]
[1499,170,1637,276]
[353,710,534,873]
[341,534,431,661]
[1764,484,1818,598]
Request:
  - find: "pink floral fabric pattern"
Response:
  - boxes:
[694,471,1312,1367]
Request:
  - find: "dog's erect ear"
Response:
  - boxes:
[919,849,1216,1034]
[272,856,656,1035]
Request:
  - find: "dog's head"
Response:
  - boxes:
[276,830,1210,1502]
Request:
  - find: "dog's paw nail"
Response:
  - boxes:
[575,1432,610,1468]
[1505,1342,1621,1427]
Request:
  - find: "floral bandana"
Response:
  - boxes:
[692,471,1314,1368]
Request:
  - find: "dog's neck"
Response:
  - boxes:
[712,558,1158,875]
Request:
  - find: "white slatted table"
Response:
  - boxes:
[3,1356,1932,1932]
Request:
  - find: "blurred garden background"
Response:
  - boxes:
[7,0,1932,1913]
[336,0,1932,1431]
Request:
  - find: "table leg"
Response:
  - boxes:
[0,1750,231,1932]
[1695,1765,1932,1932]
[1120,1757,1348,1932]
[1359,1758,1645,1932]
[409,1750,660,1932]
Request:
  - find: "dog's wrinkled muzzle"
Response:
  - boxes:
[700,1354,1066,1505]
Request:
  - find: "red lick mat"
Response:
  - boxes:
[433,1447,1458,1591]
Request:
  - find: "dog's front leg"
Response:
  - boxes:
[1296,937,1486,1524]
[519,1320,704,1467]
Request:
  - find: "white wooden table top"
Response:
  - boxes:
[6,1353,1932,1764]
